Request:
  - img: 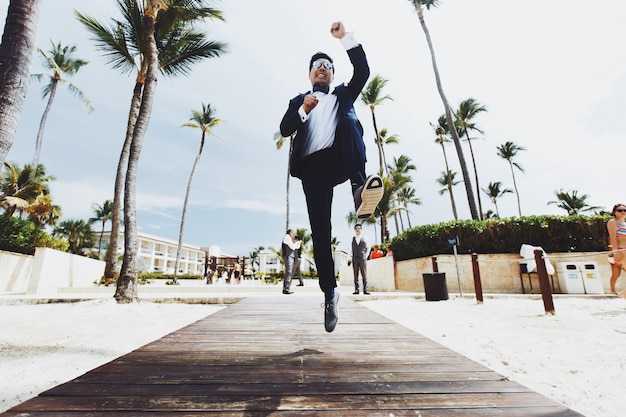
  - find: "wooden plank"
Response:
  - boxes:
[1,296,584,416]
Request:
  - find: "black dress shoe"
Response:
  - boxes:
[363,291,371,295]
[352,291,359,295]
[296,284,304,286]
[283,290,293,294]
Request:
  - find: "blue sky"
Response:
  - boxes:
[2,0,626,257]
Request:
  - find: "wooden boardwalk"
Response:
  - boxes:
[3,296,584,416]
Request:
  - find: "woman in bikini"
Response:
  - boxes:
[607,203,626,294]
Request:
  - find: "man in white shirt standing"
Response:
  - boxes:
[281,229,300,294]
[280,22,383,332]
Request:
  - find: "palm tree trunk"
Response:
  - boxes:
[285,135,294,232]
[509,162,522,216]
[32,80,57,167]
[0,0,42,165]
[174,133,205,282]
[106,81,143,279]
[369,108,384,176]
[98,220,105,257]
[417,7,478,219]
[115,12,159,303]
[404,204,413,229]
[440,144,458,220]
[464,129,483,220]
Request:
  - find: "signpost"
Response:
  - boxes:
[446,235,463,297]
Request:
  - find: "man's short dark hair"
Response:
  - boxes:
[309,52,334,72]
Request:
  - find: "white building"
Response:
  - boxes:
[97,230,228,275]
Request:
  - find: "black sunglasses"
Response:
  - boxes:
[312,60,333,70]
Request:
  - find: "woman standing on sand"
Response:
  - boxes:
[607,203,626,294]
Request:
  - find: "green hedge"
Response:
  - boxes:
[389,215,610,261]
[0,214,68,255]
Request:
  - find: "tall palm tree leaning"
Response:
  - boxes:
[455,97,486,219]
[114,0,168,302]
[360,74,392,176]
[496,141,525,217]
[408,0,478,219]
[482,181,512,218]
[90,199,113,258]
[431,115,458,220]
[31,41,93,168]
[173,103,223,282]
[76,0,226,300]
[273,131,295,232]
[0,0,42,165]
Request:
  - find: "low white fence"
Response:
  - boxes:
[1,248,104,295]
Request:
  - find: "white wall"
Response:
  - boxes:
[0,250,33,293]
[1,248,105,295]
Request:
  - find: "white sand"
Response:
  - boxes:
[1,295,624,416]
[362,296,626,417]
[0,299,224,412]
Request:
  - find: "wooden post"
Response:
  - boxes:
[471,253,483,304]
[431,256,439,273]
[534,249,555,315]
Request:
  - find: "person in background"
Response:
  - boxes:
[232,259,242,285]
[370,244,384,259]
[349,224,370,295]
[281,229,300,294]
[607,203,626,294]
[293,235,304,287]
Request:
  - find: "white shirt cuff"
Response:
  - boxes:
[298,105,308,122]
[340,32,359,50]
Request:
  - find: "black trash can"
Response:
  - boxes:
[422,272,449,301]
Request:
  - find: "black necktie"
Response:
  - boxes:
[312,83,329,94]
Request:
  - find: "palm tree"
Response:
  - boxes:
[482,181,512,218]
[396,186,421,229]
[360,74,392,176]
[248,246,265,275]
[274,131,295,232]
[26,193,61,228]
[0,0,42,165]
[378,128,399,176]
[387,154,416,234]
[437,169,462,219]
[90,200,113,258]
[431,115,458,220]
[53,218,95,255]
[408,0,478,219]
[76,0,226,300]
[496,141,526,217]
[30,41,93,168]
[0,162,52,217]
[455,98,486,219]
[548,189,600,215]
[173,103,223,282]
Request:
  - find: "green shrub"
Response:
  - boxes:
[389,214,610,261]
[0,214,68,255]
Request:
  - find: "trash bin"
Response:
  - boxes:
[556,262,585,294]
[580,262,604,294]
[422,272,449,301]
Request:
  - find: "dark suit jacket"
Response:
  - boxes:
[279,45,370,179]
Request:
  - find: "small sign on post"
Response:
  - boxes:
[446,235,463,297]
